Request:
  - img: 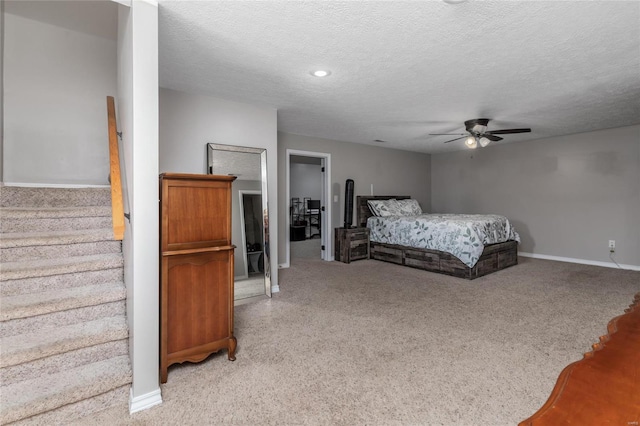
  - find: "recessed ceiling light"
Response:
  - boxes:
[311,70,331,77]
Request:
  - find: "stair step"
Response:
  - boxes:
[1,253,124,281]
[1,229,115,248]
[0,300,125,339]
[1,206,112,233]
[1,229,121,262]
[15,385,130,426]
[1,315,128,368]
[0,186,111,208]
[0,355,131,424]
[0,206,112,219]
[1,340,128,386]
[1,282,125,321]
[1,267,123,297]
[2,216,114,234]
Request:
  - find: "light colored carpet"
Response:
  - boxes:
[291,238,322,260]
[234,238,322,302]
[80,257,639,425]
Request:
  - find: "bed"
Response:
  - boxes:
[356,195,520,279]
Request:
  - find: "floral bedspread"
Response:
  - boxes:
[367,214,520,268]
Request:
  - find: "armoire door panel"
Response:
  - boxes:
[161,177,235,252]
[165,251,231,354]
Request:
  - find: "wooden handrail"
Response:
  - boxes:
[107,96,125,241]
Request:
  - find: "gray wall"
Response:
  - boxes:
[3,1,117,185]
[431,125,640,267]
[159,87,279,288]
[1,0,4,181]
[290,162,322,202]
[278,132,431,263]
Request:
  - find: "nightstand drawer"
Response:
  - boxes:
[350,241,369,260]
[335,227,370,263]
[347,230,369,242]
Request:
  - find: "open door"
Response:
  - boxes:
[285,149,332,267]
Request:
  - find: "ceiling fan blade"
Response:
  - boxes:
[486,128,531,135]
[483,134,503,142]
[429,133,466,136]
[443,136,467,144]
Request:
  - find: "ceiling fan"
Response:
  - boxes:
[430,118,531,148]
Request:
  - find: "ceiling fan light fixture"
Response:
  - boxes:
[479,137,491,147]
[437,119,531,148]
[465,136,478,149]
[472,124,487,134]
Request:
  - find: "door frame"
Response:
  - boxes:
[285,149,332,267]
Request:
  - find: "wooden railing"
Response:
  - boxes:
[107,96,125,241]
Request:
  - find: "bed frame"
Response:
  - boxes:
[356,196,518,280]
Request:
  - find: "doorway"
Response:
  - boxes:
[285,149,332,267]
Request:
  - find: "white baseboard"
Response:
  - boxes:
[279,257,336,269]
[2,182,110,188]
[519,252,640,271]
[271,285,280,293]
[129,388,162,414]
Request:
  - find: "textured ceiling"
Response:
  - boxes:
[158,1,640,153]
[8,1,640,153]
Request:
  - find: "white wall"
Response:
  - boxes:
[278,132,432,263]
[3,2,117,185]
[117,0,161,412]
[431,125,640,267]
[159,87,279,288]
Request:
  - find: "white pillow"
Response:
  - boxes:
[367,199,397,217]
[395,199,423,216]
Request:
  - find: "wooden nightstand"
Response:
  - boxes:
[335,227,370,263]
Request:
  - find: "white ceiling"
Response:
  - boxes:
[9,1,639,154]
[158,1,640,153]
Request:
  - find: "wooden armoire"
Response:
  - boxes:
[159,173,237,383]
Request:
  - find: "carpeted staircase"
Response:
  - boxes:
[0,186,131,425]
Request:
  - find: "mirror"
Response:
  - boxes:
[207,143,271,300]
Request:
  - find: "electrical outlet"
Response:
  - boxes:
[609,240,616,251]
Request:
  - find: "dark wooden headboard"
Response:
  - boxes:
[356,195,410,228]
